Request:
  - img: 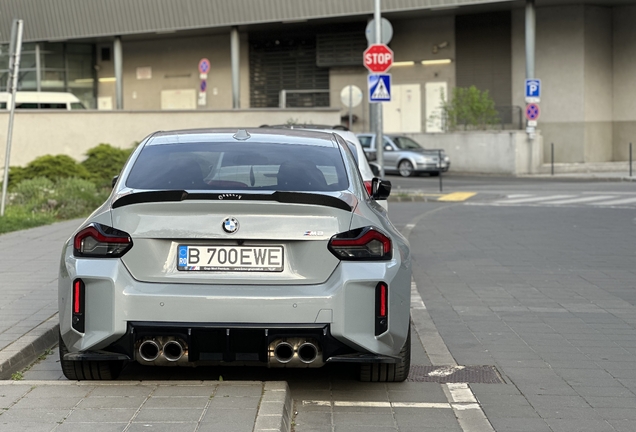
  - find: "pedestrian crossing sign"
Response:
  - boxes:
[368,74,391,102]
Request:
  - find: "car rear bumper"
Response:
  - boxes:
[59,245,411,365]
[63,321,401,367]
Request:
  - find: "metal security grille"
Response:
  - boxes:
[249,33,329,108]
[316,31,367,67]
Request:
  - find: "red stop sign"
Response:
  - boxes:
[363,44,394,73]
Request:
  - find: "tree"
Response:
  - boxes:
[439,86,500,131]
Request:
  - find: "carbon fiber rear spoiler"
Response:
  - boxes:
[112,190,353,212]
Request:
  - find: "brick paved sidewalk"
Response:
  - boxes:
[0,380,291,432]
[0,219,82,379]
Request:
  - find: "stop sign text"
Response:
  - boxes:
[363,44,394,73]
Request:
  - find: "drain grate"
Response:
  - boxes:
[407,365,504,383]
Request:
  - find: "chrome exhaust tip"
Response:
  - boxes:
[163,340,184,362]
[273,342,294,363]
[139,339,161,362]
[297,342,318,364]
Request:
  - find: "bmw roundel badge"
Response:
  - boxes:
[222,217,239,234]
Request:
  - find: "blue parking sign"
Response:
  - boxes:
[525,79,541,98]
[368,74,391,102]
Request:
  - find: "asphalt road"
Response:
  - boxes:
[19,177,636,432]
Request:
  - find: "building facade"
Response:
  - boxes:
[1,0,635,163]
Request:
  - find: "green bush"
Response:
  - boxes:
[81,143,133,187]
[9,154,90,186]
[11,177,55,207]
[0,142,136,235]
[439,85,500,131]
[53,177,109,219]
[10,176,109,221]
[11,177,57,215]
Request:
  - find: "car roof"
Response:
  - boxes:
[147,128,340,148]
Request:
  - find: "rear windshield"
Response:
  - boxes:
[126,141,350,192]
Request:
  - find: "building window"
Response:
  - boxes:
[0,42,96,108]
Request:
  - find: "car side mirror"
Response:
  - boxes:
[111,175,119,188]
[372,177,391,200]
[384,144,393,151]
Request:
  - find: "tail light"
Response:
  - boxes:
[375,282,388,335]
[328,227,392,260]
[73,223,132,258]
[364,180,373,196]
[72,279,85,333]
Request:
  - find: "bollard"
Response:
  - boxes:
[551,143,554,176]
[630,142,633,177]
[438,150,443,193]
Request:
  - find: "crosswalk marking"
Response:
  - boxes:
[589,196,636,206]
[495,194,574,204]
[477,193,636,208]
[544,195,617,205]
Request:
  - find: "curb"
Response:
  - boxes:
[254,381,293,432]
[388,195,443,203]
[0,315,59,380]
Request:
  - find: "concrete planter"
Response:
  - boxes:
[406,130,543,176]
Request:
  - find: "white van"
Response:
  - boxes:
[0,92,86,110]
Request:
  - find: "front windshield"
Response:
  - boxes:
[392,136,423,150]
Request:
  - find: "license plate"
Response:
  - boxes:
[177,245,284,272]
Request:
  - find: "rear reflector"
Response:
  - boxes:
[72,279,85,333]
[375,282,388,336]
[73,223,132,258]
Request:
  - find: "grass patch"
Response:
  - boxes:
[0,206,57,235]
[0,177,110,235]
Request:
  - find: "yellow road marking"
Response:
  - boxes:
[437,192,477,202]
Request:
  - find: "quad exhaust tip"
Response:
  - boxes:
[297,342,318,364]
[137,337,188,365]
[273,342,294,363]
[269,338,323,367]
[163,340,185,362]
[139,339,160,362]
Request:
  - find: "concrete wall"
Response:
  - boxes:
[583,7,613,163]
[329,15,455,134]
[96,32,250,111]
[0,109,340,170]
[613,5,636,160]
[513,5,621,164]
[407,131,543,175]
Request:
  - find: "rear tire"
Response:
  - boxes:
[359,324,411,382]
[59,332,123,380]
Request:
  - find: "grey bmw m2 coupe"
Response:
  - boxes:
[58,128,412,381]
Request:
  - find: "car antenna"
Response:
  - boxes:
[232,129,251,141]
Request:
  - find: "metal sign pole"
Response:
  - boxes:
[348,86,353,130]
[1,19,24,217]
[374,0,385,178]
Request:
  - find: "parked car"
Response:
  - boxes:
[263,124,388,210]
[0,91,86,110]
[59,128,412,382]
[357,134,450,177]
